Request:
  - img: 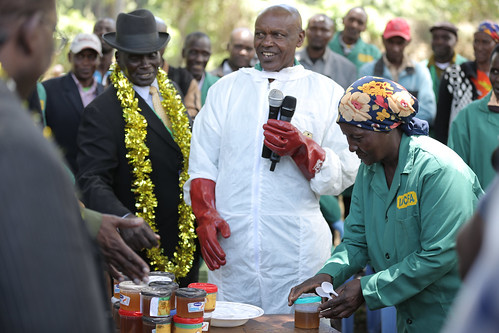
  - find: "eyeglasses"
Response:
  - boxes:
[53,29,68,54]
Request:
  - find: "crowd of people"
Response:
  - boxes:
[2,0,499,331]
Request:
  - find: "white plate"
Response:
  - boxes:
[211,301,264,327]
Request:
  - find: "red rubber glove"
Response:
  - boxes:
[190,178,231,270]
[263,119,326,180]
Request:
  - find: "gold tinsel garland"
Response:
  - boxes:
[110,63,196,278]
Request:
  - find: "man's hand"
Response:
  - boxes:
[97,214,157,283]
[196,213,231,270]
[263,119,305,157]
[118,214,160,251]
[263,119,325,180]
[288,273,332,306]
[318,278,365,319]
[190,178,231,271]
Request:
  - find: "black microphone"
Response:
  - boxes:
[262,89,284,158]
[270,95,297,172]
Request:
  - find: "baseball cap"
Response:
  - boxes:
[429,22,458,36]
[70,33,102,56]
[383,18,411,41]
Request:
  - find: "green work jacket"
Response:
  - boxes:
[448,93,499,190]
[318,134,483,332]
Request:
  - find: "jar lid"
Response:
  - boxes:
[188,282,218,293]
[294,293,321,304]
[175,287,207,298]
[141,286,172,297]
[143,315,172,324]
[149,281,179,289]
[150,271,175,280]
[173,315,203,324]
[119,281,148,291]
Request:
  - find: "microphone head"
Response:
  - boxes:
[268,89,284,108]
[281,95,297,111]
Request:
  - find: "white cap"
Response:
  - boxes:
[70,33,102,56]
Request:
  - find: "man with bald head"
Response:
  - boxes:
[328,6,381,71]
[186,4,358,314]
[93,17,115,86]
[297,14,356,89]
[211,27,255,77]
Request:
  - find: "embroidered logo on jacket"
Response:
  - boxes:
[397,191,417,209]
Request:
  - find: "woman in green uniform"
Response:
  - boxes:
[288,76,483,333]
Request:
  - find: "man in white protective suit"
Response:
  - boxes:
[185,4,360,314]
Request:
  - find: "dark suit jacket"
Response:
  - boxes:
[0,80,111,331]
[43,73,104,173]
[76,85,184,261]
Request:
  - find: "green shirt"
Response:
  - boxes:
[318,134,482,332]
[201,72,220,106]
[448,93,498,190]
[328,32,382,73]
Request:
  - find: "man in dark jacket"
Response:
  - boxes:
[77,9,199,285]
[43,33,104,173]
[0,0,113,330]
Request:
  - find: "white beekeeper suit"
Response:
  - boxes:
[185,64,359,314]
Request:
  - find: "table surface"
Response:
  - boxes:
[210,314,340,333]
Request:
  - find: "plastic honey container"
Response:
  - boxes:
[119,309,143,333]
[142,315,171,333]
[173,315,203,333]
[120,281,148,312]
[294,293,321,329]
[175,288,206,319]
[187,283,217,313]
[141,286,171,318]
[149,281,179,314]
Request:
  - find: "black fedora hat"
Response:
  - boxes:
[103,9,170,54]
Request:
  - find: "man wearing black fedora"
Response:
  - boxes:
[77,9,199,285]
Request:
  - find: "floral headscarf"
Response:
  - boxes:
[337,76,429,136]
[478,21,499,43]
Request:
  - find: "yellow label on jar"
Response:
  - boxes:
[150,297,170,317]
[155,323,171,333]
[205,292,217,311]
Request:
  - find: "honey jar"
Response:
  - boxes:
[175,288,206,319]
[149,281,179,313]
[119,309,143,333]
[142,315,171,333]
[141,286,171,318]
[187,283,217,313]
[120,281,147,312]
